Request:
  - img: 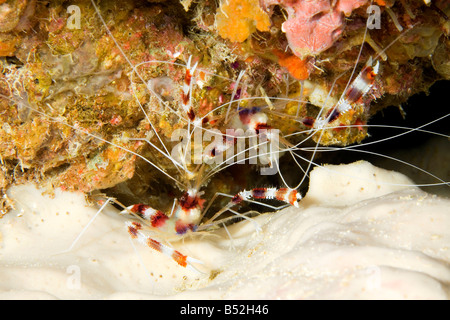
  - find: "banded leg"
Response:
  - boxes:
[126,221,203,272]
[121,204,169,228]
[334,59,380,115]
[121,201,198,235]
[232,187,302,208]
[181,55,199,123]
[305,59,380,129]
[203,187,302,227]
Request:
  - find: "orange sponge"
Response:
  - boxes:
[215,0,271,42]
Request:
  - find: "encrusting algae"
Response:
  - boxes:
[215,0,271,42]
[0,0,448,214]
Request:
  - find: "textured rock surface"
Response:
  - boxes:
[0,0,448,199]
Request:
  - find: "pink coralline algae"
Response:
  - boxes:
[264,0,369,58]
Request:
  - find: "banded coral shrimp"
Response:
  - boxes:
[0,0,449,298]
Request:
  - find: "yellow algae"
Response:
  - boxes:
[215,0,271,42]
